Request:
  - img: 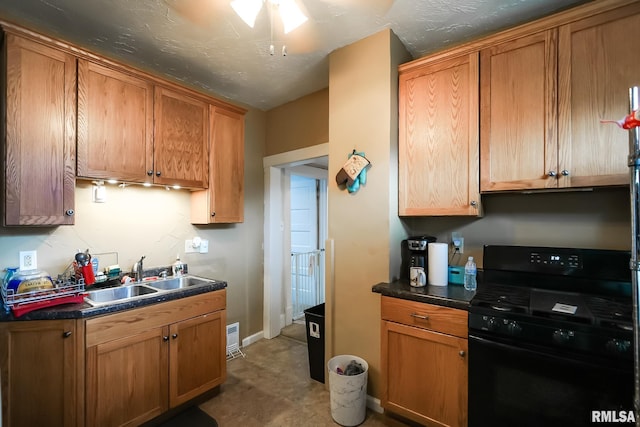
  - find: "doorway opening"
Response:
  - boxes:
[289,172,327,322]
[263,144,328,339]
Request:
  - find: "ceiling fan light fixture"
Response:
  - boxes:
[278,0,308,34]
[231,0,263,28]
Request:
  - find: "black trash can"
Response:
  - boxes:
[304,303,325,383]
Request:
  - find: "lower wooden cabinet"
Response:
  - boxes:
[0,319,82,427]
[381,296,468,427]
[85,290,226,427]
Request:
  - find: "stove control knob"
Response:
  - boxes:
[485,317,498,331]
[606,339,631,354]
[552,329,574,345]
[506,321,522,336]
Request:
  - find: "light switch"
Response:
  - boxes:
[199,240,209,253]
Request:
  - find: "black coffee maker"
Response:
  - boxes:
[400,235,437,280]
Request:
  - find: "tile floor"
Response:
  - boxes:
[198,328,411,426]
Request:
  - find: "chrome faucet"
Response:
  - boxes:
[134,255,145,282]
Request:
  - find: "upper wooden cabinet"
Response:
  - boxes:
[3,34,76,225]
[191,106,245,224]
[398,53,481,216]
[480,30,558,191]
[557,3,640,188]
[77,59,154,183]
[154,86,209,189]
[481,2,640,192]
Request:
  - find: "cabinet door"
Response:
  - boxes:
[86,326,169,427]
[558,3,640,188]
[382,321,468,427]
[399,53,480,216]
[153,86,209,188]
[4,34,76,225]
[191,106,245,224]
[0,320,78,427]
[77,60,153,182]
[169,310,226,407]
[480,30,558,191]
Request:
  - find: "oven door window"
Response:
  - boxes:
[469,334,633,427]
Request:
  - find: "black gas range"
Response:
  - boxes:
[468,245,634,427]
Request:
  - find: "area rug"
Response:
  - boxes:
[158,406,218,427]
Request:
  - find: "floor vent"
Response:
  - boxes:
[226,322,245,360]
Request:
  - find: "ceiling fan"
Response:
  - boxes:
[165,0,395,54]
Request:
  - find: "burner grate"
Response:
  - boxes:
[472,284,529,313]
[584,295,633,329]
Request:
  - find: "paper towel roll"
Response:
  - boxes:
[428,242,448,286]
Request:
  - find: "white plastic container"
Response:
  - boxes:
[172,254,184,277]
[327,355,368,426]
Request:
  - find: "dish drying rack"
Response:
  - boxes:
[1,265,86,317]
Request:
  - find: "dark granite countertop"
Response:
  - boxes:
[372,280,475,310]
[0,278,227,321]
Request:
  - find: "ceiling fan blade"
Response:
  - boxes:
[165,0,228,27]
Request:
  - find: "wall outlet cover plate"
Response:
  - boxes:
[19,250,37,271]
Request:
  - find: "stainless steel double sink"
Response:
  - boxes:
[84,275,215,307]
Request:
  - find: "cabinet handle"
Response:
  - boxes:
[156,171,162,177]
[172,333,178,339]
[211,212,216,217]
[561,169,570,176]
[547,171,557,177]
[470,200,478,207]
[147,170,153,176]
[163,336,169,341]
[65,209,74,216]
[410,312,429,320]
[62,331,72,338]
[459,350,466,357]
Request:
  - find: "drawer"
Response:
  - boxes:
[381,295,467,338]
[86,289,226,347]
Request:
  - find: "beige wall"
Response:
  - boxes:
[0,106,267,340]
[327,29,409,398]
[404,188,631,272]
[265,88,329,156]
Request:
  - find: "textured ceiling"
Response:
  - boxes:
[0,0,588,110]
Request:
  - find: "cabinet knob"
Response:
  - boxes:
[156,171,161,177]
[561,169,570,176]
[547,171,557,177]
[470,200,478,207]
[147,170,153,176]
[172,333,178,339]
[163,336,169,342]
[459,350,466,357]
[211,212,216,217]
[65,209,74,216]
[62,331,72,338]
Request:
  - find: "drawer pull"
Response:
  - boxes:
[459,350,466,357]
[410,312,429,320]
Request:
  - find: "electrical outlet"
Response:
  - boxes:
[185,239,198,253]
[451,232,464,254]
[199,239,209,253]
[19,250,37,271]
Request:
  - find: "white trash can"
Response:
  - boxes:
[327,355,368,426]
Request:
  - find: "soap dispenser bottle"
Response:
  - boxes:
[172,254,184,277]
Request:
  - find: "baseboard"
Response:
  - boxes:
[241,330,264,348]
[367,396,384,414]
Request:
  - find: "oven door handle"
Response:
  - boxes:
[469,333,632,371]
